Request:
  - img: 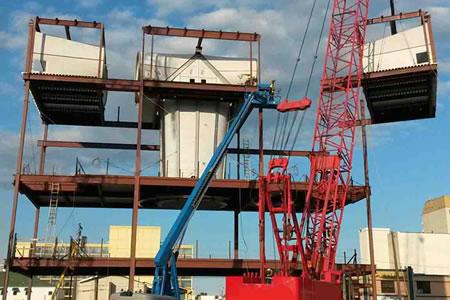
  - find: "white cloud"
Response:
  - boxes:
[78,0,102,8]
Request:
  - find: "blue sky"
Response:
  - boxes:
[1,0,450,295]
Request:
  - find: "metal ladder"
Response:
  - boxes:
[242,137,251,179]
[45,183,60,244]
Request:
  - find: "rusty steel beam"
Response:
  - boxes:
[18,174,367,192]
[24,73,140,92]
[143,26,260,42]
[37,140,159,151]
[24,73,258,94]
[367,10,425,25]
[37,140,315,157]
[17,174,366,212]
[228,148,313,157]
[11,257,371,277]
[148,80,256,93]
[321,64,437,91]
[36,17,102,29]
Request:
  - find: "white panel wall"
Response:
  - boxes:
[395,232,450,275]
[363,24,434,73]
[33,32,106,77]
[360,228,450,275]
[359,228,394,269]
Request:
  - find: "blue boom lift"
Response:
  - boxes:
[112,83,310,300]
[151,84,278,299]
[111,84,311,300]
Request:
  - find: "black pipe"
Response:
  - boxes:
[389,0,398,35]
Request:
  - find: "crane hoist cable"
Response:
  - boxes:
[276,0,320,152]
[270,0,319,158]
[285,0,332,154]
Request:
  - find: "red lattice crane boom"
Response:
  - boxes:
[299,0,370,282]
[227,1,370,299]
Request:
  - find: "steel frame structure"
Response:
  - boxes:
[10,256,370,277]
[2,13,380,300]
[1,16,268,298]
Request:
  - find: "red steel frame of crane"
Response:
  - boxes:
[299,0,370,282]
[226,1,370,299]
[259,158,302,278]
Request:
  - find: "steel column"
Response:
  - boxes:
[360,97,377,299]
[391,232,402,299]
[94,276,99,300]
[2,19,35,300]
[129,30,145,292]
[3,81,31,300]
[237,130,240,179]
[234,209,239,259]
[235,128,241,259]
[26,207,40,300]
[39,124,48,175]
[28,122,46,300]
[258,108,265,279]
[258,109,263,175]
[97,24,104,78]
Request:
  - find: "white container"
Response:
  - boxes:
[363,23,435,73]
[161,98,229,178]
[33,31,106,77]
[136,52,257,85]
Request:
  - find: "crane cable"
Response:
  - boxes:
[270,0,319,158]
[285,0,332,155]
[274,0,332,162]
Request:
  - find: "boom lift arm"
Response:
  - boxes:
[151,84,280,299]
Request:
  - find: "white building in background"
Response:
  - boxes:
[15,226,194,300]
[422,195,450,234]
[1,287,59,300]
[359,195,450,300]
[359,228,450,276]
[360,196,450,276]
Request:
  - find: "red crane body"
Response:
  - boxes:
[227,0,370,299]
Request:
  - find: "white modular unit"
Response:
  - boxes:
[136,52,257,85]
[32,31,106,77]
[161,98,229,178]
[363,23,435,73]
[136,52,257,179]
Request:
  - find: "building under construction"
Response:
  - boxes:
[1,3,438,300]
